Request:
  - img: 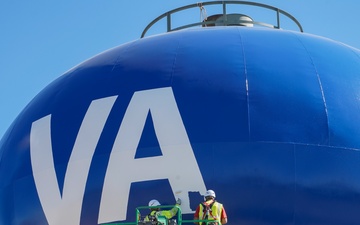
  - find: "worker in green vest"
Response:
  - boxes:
[144,198,181,223]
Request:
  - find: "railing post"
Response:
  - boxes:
[222,1,227,25]
[167,13,171,32]
[276,8,280,29]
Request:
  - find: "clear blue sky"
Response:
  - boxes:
[1,0,360,139]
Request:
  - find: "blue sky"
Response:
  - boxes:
[1,0,360,139]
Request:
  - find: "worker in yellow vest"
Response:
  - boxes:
[194,190,227,225]
[144,198,181,223]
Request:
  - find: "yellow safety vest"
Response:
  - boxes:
[144,206,179,221]
[198,200,223,223]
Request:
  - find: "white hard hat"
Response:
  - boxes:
[148,199,161,207]
[204,190,216,198]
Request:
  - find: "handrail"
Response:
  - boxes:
[100,205,222,225]
[141,1,303,38]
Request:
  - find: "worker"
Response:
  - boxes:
[194,190,227,225]
[144,198,181,223]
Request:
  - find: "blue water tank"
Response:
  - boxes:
[1,24,360,224]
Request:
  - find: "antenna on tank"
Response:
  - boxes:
[141,1,303,38]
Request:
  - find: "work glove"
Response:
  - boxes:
[176,198,181,205]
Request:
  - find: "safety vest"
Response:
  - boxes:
[144,210,158,222]
[198,200,223,223]
[144,206,179,221]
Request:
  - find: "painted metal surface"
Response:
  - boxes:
[1,26,360,225]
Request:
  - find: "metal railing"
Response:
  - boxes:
[141,1,303,38]
[101,205,222,225]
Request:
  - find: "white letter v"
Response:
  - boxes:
[30,96,117,225]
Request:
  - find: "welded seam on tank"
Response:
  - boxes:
[110,40,138,72]
[252,140,360,152]
[293,144,297,224]
[169,33,183,86]
[235,28,251,142]
[291,32,330,145]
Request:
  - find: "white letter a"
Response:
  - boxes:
[99,87,206,224]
